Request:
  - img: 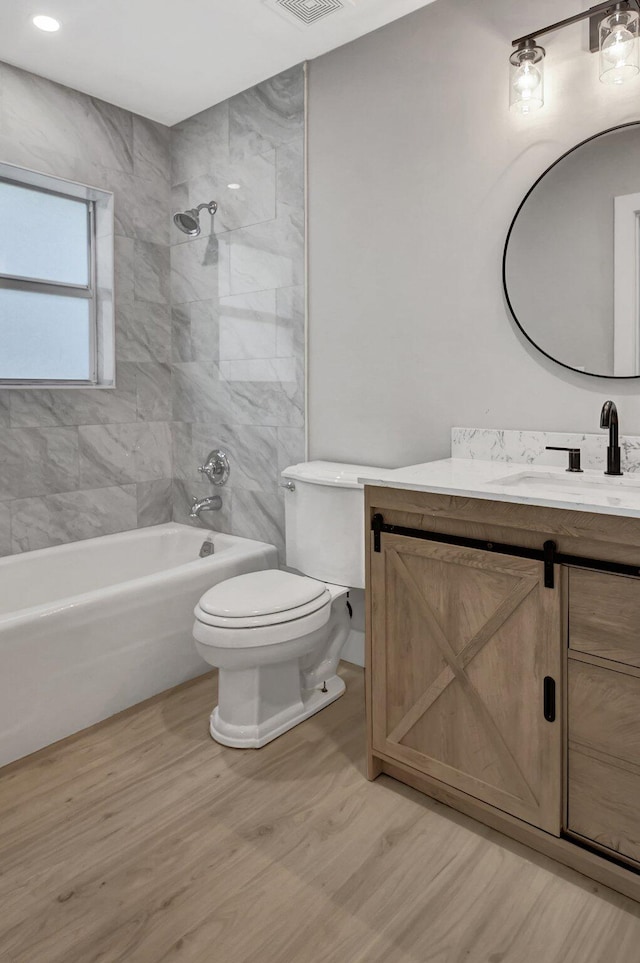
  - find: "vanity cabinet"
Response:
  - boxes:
[366,485,640,902]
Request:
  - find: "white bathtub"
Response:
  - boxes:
[0,523,277,768]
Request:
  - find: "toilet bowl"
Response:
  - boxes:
[193,569,351,748]
[192,460,385,749]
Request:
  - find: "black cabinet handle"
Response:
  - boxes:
[543,676,556,722]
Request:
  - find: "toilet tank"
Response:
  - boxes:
[282,461,385,590]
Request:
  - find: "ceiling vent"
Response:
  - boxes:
[270,0,344,26]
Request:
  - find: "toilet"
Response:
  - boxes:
[192,461,383,748]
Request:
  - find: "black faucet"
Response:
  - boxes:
[600,400,623,476]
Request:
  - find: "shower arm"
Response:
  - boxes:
[196,201,217,215]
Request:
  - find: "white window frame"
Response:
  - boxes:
[0,162,115,389]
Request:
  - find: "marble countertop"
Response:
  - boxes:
[358,458,640,520]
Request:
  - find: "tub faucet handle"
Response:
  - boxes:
[198,449,230,486]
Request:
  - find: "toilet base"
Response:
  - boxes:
[209,674,346,749]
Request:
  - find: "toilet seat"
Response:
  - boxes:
[199,569,327,620]
[194,569,332,644]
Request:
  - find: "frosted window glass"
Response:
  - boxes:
[0,182,90,285]
[0,288,91,380]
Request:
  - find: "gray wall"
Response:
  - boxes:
[169,66,305,558]
[0,62,173,555]
[307,0,640,469]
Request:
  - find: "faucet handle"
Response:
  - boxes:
[545,446,583,473]
[198,449,230,486]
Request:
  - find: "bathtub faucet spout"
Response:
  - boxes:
[190,495,222,518]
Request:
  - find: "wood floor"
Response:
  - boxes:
[2,665,640,963]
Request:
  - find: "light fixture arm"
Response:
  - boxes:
[512,0,640,51]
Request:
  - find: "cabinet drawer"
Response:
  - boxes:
[568,659,640,763]
[569,568,640,667]
[568,659,640,865]
[568,750,640,865]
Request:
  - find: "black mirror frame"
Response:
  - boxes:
[503,120,640,380]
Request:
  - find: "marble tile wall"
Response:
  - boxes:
[0,62,173,555]
[452,427,640,473]
[0,61,305,557]
[170,66,306,557]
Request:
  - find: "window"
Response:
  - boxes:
[0,164,114,387]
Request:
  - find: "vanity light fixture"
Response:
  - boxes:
[510,41,545,113]
[32,14,61,31]
[600,6,640,82]
[510,0,640,112]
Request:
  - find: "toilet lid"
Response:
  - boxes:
[198,569,327,620]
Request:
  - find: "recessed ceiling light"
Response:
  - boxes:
[227,183,241,190]
[32,15,61,32]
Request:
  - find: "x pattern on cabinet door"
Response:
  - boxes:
[371,534,562,834]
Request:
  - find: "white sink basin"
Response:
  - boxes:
[492,471,640,498]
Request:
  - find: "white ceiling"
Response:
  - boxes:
[0,0,436,126]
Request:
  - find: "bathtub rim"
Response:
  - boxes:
[0,523,278,631]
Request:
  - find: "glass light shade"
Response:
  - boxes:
[599,9,639,85]
[509,44,545,114]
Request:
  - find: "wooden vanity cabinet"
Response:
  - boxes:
[366,485,640,903]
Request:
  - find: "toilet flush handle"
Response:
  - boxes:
[280,479,296,492]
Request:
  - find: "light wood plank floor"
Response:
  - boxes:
[2,664,640,963]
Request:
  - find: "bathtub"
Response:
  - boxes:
[0,523,277,768]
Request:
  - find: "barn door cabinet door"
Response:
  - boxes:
[370,533,563,835]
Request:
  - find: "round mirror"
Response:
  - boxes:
[503,122,640,378]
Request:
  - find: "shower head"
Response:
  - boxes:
[173,210,200,235]
[173,200,218,237]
